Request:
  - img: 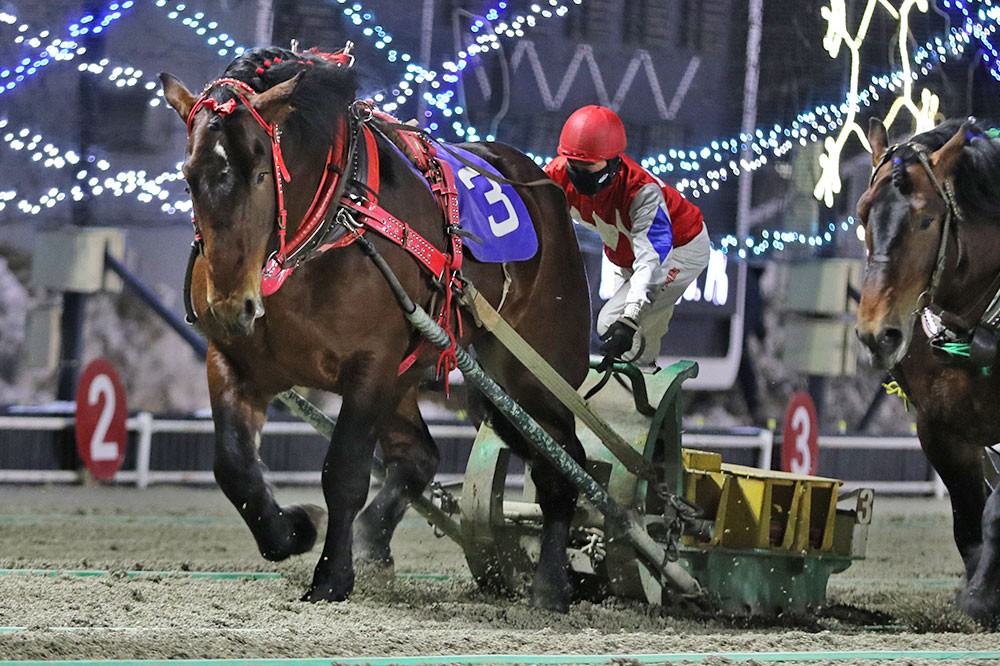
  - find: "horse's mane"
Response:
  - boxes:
[219,48,424,170]
[219,47,358,148]
[901,118,1000,222]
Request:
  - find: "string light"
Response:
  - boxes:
[1,0,996,259]
[424,0,580,135]
[0,1,134,97]
[936,0,1000,78]
[0,116,191,217]
[152,0,245,58]
[717,218,860,259]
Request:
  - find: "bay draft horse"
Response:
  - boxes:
[158,46,591,612]
[857,116,1000,626]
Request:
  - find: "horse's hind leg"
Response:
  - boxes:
[485,379,583,613]
[958,483,1000,627]
[208,350,320,561]
[354,385,440,570]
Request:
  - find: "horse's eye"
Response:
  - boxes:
[919,217,935,229]
[256,172,268,184]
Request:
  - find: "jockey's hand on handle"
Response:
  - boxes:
[596,317,639,371]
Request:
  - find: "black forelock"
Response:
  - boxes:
[219,47,358,144]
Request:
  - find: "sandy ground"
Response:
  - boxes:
[0,484,996,663]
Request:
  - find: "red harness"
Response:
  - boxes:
[186,78,465,385]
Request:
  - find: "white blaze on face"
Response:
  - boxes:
[213,142,228,164]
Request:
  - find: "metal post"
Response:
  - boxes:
[255,0,275,46]
[56,0,105,401]
[737,0,762,241]
[758,429,774,470]
[135,411,154,489]
[415,0,435,125]
[104,251,208,360]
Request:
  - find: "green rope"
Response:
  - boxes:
[937,340,971,357]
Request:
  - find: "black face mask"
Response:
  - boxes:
[566,157,621,196]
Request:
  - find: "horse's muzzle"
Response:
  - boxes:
[207,293,265,336]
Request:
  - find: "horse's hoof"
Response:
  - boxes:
[529,591,571,614]
[355,555,395,584]
[300,585,351,603]
[297,503,327,534]
[529,578,572,614]
[303,567,355,603]
[958,586,1000,628]
[353,522,393,570]
[260,504,322,561]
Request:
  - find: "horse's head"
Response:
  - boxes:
[855,117,969,369]
[159,49,356,337]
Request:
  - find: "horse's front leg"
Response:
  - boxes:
[958,482,1000,627]
[209,347,322,561]
[302,378,397,602]
[918,416,987,578]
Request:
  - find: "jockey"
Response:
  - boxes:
[544,104,711,370]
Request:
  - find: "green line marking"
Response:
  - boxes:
[0,568,461,582]
[0,514,241,527]
[828,577,961,588]
[1,651,1000,665]
[0,569,281,580]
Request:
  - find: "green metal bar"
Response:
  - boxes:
[3,650,1000,665]
[352,235,699,596]
[405,304,699,596]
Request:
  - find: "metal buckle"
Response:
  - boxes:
[351,99,374,122]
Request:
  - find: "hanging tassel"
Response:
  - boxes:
[882,380,910,411]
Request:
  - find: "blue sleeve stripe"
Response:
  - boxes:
[645,206,674,262]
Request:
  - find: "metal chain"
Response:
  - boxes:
[655,483,703,562]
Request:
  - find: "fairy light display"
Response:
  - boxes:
[0,1,134,97]
[814,0,940,208]
[2,0,999,262]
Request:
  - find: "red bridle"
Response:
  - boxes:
[185,76,342,280]
[186,78,293,257]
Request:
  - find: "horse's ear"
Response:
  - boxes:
[250,72,304,125]
[930,120,969,177]
[868,117,889,167]
[158,73,196,122]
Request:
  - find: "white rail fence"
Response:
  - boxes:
[0,415,942,496]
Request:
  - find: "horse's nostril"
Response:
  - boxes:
[241,297,258,324]
[877,328,903,357]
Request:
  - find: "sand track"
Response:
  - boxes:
[0,485,995,662]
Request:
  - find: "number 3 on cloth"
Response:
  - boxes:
[458,166,520,237]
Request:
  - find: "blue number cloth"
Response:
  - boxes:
[432,145,539,263]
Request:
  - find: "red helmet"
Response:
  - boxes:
[557,105,627,162]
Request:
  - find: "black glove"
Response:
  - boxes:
[596,318,637,371]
